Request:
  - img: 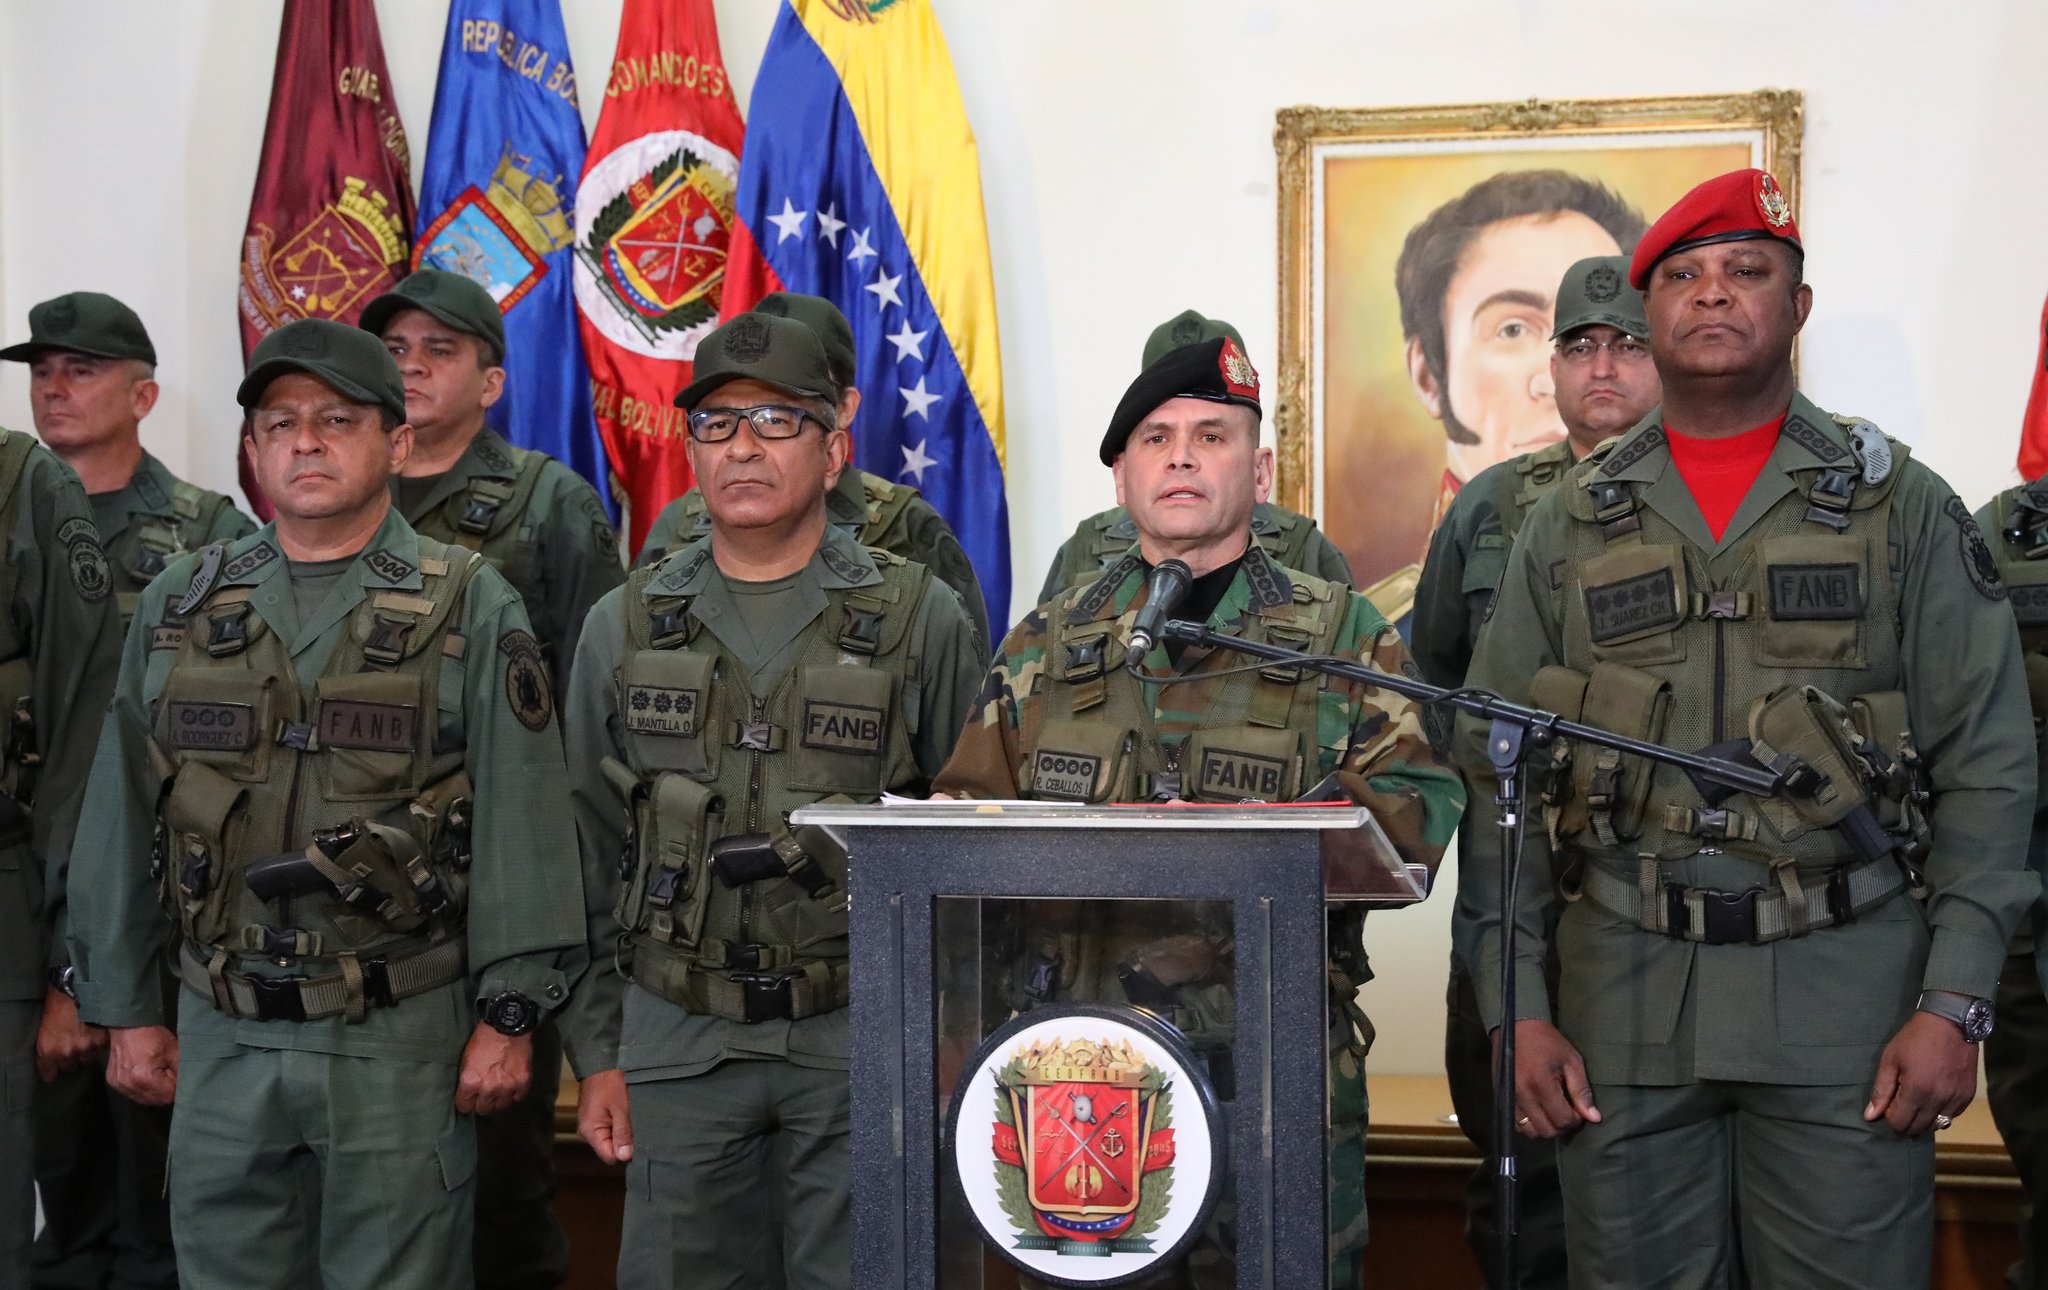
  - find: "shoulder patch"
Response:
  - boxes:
[1947,495,2006,602]
[1781,415,1846,463]
[498,629,554,732]
[363,549,416,584]
[1598,427,1665,477]
[56,516,110,603]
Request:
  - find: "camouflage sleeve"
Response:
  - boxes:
[906,499,992,654]
[556,587,630,1076]
[632,495,690,570]
[931,608,1047,799]
[203,495,260,545]
[1036,538,1075,607]
[539,470,628,695]
[1304,525,1355,588]
[1901,470,2037,999]
[908,578,987,779]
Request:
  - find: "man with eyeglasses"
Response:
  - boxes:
[558,311,985,1290]
[1408,254,1658,1288]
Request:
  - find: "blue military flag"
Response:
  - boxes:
[416,2,612,515]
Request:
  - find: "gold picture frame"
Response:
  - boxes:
[1273,90,1803,621]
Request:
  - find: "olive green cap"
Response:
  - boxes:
[237,319,407,423]
[0,291,155,364]
[673,313,835,412]
[357,269,507,360]
[754,292,856,391]
[1140,309,1247,371]
[1549,255,1648,341]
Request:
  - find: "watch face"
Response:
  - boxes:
[1965,1000,1996,1042]
[489,994,537,1036]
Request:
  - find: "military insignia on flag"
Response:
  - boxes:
[575,133,737,353]
[415,146,574,312]
[243,178,409,330]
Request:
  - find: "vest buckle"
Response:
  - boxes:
[731,970,796,1023]
[362,614,415,667]
[458,496,502,535]
[838,605,886,656]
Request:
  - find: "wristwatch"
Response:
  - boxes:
[48,965,76,1001]
[479,991,540,1037]
[1916,991,1995,1043]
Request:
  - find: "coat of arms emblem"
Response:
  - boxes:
[414,143,575,312]
[240,177,409,334]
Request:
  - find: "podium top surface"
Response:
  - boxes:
[790,800,1373,831]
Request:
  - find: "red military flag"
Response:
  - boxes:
[237,0,415,516]
[2020,289,2048,482]
[573,0,747,551]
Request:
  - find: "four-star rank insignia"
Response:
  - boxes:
[240,177,409,334]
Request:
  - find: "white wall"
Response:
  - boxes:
[4,0,2045,1074]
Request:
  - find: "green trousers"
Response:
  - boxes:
[1986,948,2048,1289]
[618,1059,847,1290]
[1558,1080,1933,1289]
[473,1018,567,1290]
[1,999,35,1289]
[30,1059,176,1289]
[168,1048,473,1290]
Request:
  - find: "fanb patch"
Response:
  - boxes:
[57,516,110,604]
[318,700,417,752]
[221,541,279,583]
[1193,747,1288,800]
[624,684,698,736]
[363,549,416,584]
[498,629,554,732]
[166,700,256,751]
[801,699,886,753]
[2011,583,2048,627]
[1948,496,2007,602]
[1031,749,1103,801]
[1766,563,1861,621]
[1583,569,1680,644]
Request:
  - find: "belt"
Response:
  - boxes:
[627,939,848,1023]
[179,940,467,1023]
[1580,856,1905,946]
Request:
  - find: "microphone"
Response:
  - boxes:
[1124,559,1193,672]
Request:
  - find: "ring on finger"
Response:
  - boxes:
[1934,1113,1954,1131]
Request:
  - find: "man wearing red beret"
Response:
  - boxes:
[1452,168,2040,1286]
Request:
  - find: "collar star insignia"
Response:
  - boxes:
[899,375,941,420]
[766,197,809,243]
[847,226,878,264]
[900,438,938,484]
[816,200,846,248]
[866,268,904,311]
[885,320,928,363]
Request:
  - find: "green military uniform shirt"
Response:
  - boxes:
[1454,396,2039,1087]
[394,426,624,693]
[637,466,991,650]
[65,509,587,1063]
[561,525,983,1081]
[1037,502,1353,604]
[92,451,255,629]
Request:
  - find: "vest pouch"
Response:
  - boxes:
[1755,533,1870,669]
[1845,691,1924,833]
[624,770,724,952]
[1560,662,1670,846]
[317,821,431,943]
[1576,543,1688,666]
[786,664,899,795]
[619,649,718,780]
[162,760,250,946]
[316,670,425,802]
[154,667,275,784]
[1022,719,1134,803]
[1528,666,1589,826]
[1745,686,1870,842]
[1182,726,1305,803]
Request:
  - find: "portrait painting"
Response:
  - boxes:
[1273,92,1804,626]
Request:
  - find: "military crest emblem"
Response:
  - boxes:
[1755,171,1794,230]
[950,1006,1222,1286]
[573,130,740,361]
[240,177,409,335]
[1218,337,1259,400]
[415,143,575,313]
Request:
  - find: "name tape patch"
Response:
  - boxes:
[1030,749,1102,802]
[166,701,256,751]
[1195,748,1289,801]
[318,700,417,753]
[624,685,699,736]
[800,700,886,754]
[1584,569,1681,644]
[1767,563,1862,621]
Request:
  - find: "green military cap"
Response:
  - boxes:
[673,312,835,413]
[754,292,856,392]
[1101,326,1263,466]
[0,291,156,365]
[357,268,507,360]
[1139,309,1247,371]
[237,319,408,423]
[1550,255,1648,341]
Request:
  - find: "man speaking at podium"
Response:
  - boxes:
[933,313,1465,1287]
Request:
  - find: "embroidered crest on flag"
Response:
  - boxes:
[415,143,575,311]
[241,177,408,333]
[573,130,739,359]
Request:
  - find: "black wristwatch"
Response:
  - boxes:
[479,991,540,1037]
[48,965,76,1001]
[1917,991,1995,1043]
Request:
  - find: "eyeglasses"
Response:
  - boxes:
[685,404,832,444]
[1556,336,1651,365]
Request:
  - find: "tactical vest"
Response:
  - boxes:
[1538,416,1930,945]
[109,479,224,626]
[405,444,548,606]
[1021,555,1351,804]
[1505,440,1577,545]
[1988,481,2048,820]
[0,433,39,828]
[608,549,931,1023]
[1065,506,1323,590]
[149,540,484,1022]
[669,470,920,554]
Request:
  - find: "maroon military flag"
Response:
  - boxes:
[236,0,415,514]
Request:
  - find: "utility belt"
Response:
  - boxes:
[625,937,849,1024]
[178,938,466,1024]
[1579,854,1906,946]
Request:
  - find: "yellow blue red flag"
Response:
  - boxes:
[722,0,1010,621]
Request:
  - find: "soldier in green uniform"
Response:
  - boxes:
[933,318,1464,1288]
[561,312,983,1290]
[64,319,587,1290]
[2,289,254,1290]
[633,291,989,650]
[0,409,124,1289]
[359,268,624,1290]
[1407,256,1659,1289]
[1454,170,2038,1288]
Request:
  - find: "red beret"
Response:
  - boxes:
[1628,168,1801,289]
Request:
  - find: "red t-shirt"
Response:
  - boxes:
[1664,416,1785,542]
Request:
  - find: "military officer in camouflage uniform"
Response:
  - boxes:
[359,268,623,1290]
[1408,256,1659,1289]
[64,319,587,1290]
[933,319,1464,1288]
[562,312,983,1290]
[1454,170,2038,1288]
[1037,311,1351,603]
[635,291,989,651]
[2,289,254,1290]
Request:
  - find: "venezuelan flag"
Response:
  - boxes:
[722,0,1011,625]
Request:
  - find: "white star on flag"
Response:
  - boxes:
[885,320,929,363]
[866,269,904,311]
[900,438,938,483]
[846,227,877,265]
[816,202,846,248]
[767,198,809,243]
[899,376,941,420]
[290,285,307,300]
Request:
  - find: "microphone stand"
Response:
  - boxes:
[1159,620,1781,1289]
